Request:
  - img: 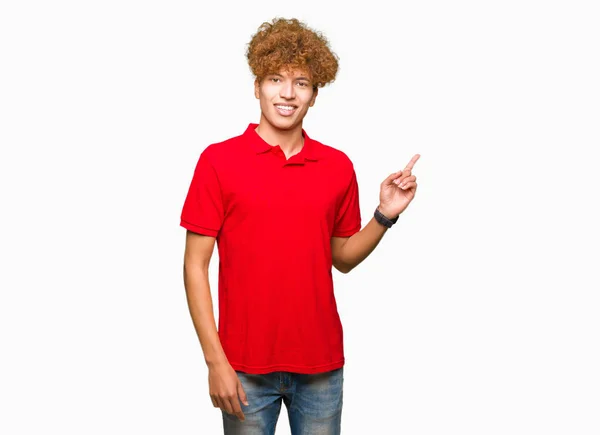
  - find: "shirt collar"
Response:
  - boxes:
[243,123,320,162]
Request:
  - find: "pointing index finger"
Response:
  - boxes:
[404,154,421,171]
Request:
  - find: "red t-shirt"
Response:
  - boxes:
[180,123,361,374]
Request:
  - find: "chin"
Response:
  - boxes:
[267,114,300,130]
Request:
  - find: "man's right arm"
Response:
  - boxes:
[182,230,227,366]
[183,230,248,421]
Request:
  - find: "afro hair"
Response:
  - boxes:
[246,18,339,88]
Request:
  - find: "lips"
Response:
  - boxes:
[274,104,297,117]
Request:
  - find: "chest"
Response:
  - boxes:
[220,158,343,224]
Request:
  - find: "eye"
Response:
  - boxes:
[297,82,308,87]
[270,77,281,83]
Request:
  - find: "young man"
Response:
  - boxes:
[180,18,419,434]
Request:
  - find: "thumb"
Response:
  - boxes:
[237,381,249,406]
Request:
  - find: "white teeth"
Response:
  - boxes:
[276,105,295,110]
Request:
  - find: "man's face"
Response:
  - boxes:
[254,68,318,131]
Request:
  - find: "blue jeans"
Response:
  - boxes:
[222,367,344,435]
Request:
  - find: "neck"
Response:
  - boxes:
[255,115,304,155]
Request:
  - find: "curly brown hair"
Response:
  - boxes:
[246,18,339,88]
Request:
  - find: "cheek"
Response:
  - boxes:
[261,88,278,105]
[257,90,269,105]
[261,96,274,112]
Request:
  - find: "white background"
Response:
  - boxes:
[1,0,599,434]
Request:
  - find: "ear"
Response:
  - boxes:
[309,87,319,107]
[254,79,260,99]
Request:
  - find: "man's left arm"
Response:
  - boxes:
[331,154,421,274]
[331,216,387,273]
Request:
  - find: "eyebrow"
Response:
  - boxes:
[270,73,311,81]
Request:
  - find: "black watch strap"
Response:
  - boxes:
[374,207,399,228]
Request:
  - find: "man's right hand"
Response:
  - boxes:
[208,361,249,422]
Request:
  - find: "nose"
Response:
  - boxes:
[279,80,295,100]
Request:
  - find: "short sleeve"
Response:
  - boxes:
[332,168,362,237]
[180,150,224,237]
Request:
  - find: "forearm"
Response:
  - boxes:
[339,214,389,272]
[183,263,228,368]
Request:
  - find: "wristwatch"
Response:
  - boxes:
[374,207,399,228]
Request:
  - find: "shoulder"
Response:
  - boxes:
[201,133,244,159]
[194,132,246,170]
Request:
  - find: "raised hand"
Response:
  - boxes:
[378,154,420,219]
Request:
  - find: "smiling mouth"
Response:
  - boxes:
[274,104,297,116]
